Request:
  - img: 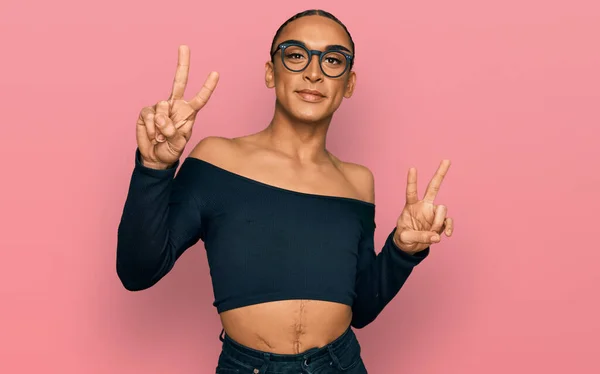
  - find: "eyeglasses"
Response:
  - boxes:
[271,40,354,79]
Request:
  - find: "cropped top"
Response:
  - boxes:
[116,148,430,329]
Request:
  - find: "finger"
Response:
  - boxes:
[155,100,169,117]
[444,217,453,236]
[155,112,187,147]
[155,101,170,142]
[188,71,220,111]
[155,113,176,139]
[405,167,419,205]
[399,229,441,245]
[430,205,447,233]
[169,45,190,101]
[139,106,156,143]
[136,109,153,152]
[423,159,451,203]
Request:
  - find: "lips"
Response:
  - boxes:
[297,89,324,97]
[296,89,326,102]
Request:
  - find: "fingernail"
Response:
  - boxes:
[157,134,165,142]
[431,235,440,241]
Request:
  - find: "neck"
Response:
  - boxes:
[260,102,334,164]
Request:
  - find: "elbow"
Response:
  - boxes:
[351,302,381,329]
[350,320,368,329]
[115,241,174,291]
[350,312,374,330]
[350,319,372,330]
[118,276,153,292]
[116,260,160,292]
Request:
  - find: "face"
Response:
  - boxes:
[265,15,357,123]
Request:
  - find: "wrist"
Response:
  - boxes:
[137,150,175,170]
[141,159,174,170]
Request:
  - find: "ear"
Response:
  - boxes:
[343,70,356,98]
[265,61,275,88]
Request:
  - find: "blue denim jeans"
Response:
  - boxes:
[216,326,368,373]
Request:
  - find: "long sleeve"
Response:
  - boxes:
[116,148,203,291]
[350,227,430,328]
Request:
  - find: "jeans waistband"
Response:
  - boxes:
[219,325,357,365]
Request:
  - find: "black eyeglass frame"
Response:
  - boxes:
[270,40,354,78]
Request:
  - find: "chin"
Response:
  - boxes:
[292,108,329,123]
[291,100,332,122]
[275,97,332,124]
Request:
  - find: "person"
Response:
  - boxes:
[116,8,454,374]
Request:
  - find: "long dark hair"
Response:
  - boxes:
[270,9,355,69]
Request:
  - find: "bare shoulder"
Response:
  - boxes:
[187,136,238,166]
[331,155,375,204]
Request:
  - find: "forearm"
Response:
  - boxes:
[351,228,429,328]
[116,149,201,290]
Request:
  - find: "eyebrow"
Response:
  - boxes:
[280,39,353,54]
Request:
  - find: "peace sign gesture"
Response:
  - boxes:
[136,45,219,169]
[393,160,454,255]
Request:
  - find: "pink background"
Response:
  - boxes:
[1,0,599,373]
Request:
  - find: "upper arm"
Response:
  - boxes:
[359,166,375,204]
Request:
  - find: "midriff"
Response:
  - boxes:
[219,299,352,354]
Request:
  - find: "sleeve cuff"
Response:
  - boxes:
[133,148,180,177]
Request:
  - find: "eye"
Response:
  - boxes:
[325,57,342,65]
[322,51,346,67]
[287,53,305,60]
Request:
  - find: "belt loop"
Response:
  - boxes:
[218,328,225,342]
[327,345,342,368]
[258,353,270,373]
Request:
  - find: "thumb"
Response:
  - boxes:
[399,229,441,245]
[155,113,186,153]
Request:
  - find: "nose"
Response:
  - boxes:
[303,55,323,83]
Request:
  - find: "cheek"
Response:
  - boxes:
[327,84,348,107]
[273,71,293,97]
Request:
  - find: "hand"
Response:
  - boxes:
[393,160,454,255]
[136,45,220,169]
